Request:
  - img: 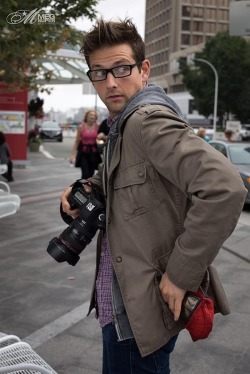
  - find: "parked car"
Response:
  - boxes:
[209,140,250,204]
[240,124,250,141]
[39,121,63,142]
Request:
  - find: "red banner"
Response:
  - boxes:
[0,85,28,161]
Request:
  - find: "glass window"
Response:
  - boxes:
[182,20,190,31]
[192,35,203,44]
[181,34,190,45]
[182,6,191,17]
[193,21,203,32]
[211,143,227,157]
[228,146,250,165]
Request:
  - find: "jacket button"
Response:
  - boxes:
[116,256,122,263]
[138,171,144,177]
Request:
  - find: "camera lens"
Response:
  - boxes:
[47,183,106,266]
[47,237,80,266]
[47,216,99,265]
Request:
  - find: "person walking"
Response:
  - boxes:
[196,127,211,142]
[224,129,234,141]
[70,110,102,178]
[0,131,14,182]
[60,18,247,373]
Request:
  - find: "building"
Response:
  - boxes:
[145,0,231,122]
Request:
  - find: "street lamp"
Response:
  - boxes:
[194,58,219,139]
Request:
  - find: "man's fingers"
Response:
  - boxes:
[167,298,175,314]
[60,186,73,214]
[166,298,182,321]
[84,184,92,193]
[173,300,182,321]
[159,272,186,321]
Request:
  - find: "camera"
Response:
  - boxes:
[47,180,105,266]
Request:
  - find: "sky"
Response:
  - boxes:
[40,0,146,112]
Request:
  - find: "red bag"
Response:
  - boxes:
[181,287,214,342]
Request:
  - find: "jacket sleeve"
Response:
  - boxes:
[140,106,247,291]
[88,161,104,191]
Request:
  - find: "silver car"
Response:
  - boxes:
[209,140,250,204]
[40,121,63,142]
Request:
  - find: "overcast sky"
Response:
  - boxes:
[41,0,146,112]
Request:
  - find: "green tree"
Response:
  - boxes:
[0,0,98,92]
[179,32,250,125]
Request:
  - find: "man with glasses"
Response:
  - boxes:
[60,18,246,373]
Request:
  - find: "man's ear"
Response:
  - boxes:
[141,60,150,81]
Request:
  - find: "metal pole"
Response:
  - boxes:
[94,92,98,111]
[195,58,218,139]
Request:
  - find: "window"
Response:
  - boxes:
[182,20,190,31]
[188,100,197,114]
[181,34,190,45]
[193,21,203,32]
[182,6,191,17]
[228,146,250,165]
[211,143,227,157]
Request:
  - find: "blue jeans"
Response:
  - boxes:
[102,323,178,374]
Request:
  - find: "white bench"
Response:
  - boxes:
[0,335,57,374]
[0,181,21,219]
[0,164,7,175]
[0,334,21,348]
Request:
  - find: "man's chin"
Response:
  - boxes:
[106,102,125,116]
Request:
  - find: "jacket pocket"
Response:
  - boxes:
[154,273,177,330]
[113,160,160,220]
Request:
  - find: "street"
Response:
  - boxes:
[40,134,76,162]
[0,134,250,373]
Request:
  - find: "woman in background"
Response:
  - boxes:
[0,131,14,182]
[196,127,211,142]
[70,110,102,179]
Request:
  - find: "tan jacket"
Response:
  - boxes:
[90,104,247,356]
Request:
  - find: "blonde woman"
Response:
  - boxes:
[70,110,101,178]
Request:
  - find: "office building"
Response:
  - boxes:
[145,0,231,95]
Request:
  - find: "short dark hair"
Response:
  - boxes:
[81,18,145,68]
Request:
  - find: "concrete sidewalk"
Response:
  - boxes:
[0,150,249,373]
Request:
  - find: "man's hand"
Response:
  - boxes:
[60,183,92,218]
[159,273,186,321]
[61,186,78,217]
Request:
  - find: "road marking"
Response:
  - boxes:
[0,225,66,248]
[21,191,61,204]
[12,171,79,186]
[222,244,250,264]
[24,302,90,349]
[40,145,55,159]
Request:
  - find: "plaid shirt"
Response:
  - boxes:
[96,116,116,328]
[96,234,113,327]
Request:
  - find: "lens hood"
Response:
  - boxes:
[47,237,80,266]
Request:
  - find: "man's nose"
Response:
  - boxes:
[106,71,118,87]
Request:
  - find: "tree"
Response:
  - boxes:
[0,0,98,92]
[179,32,250,125]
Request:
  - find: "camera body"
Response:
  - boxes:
[47,180,105,266]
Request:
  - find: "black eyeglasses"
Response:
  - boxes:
[87,62,141,82]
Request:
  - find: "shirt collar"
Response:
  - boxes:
[107,115,118,128]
